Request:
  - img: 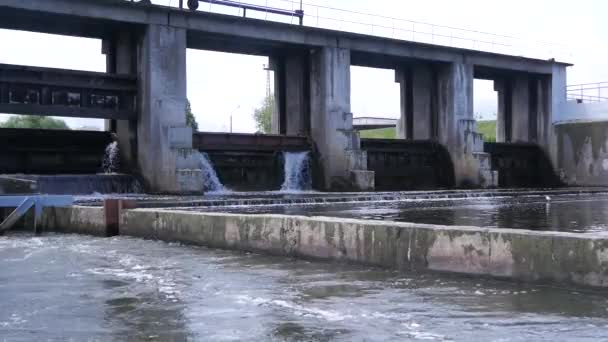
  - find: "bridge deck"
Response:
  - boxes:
[0,0,570,74]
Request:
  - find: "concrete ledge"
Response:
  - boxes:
[40,206,608,288]
[41,206,106,236]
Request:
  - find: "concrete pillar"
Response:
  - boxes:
[270,53,310,136]
[310,47,373,190]
[395,68,412,140]
[511,75,530,142]
[437,62,480,186]
[103,33,138,170]
[137,24,202,193]
[284,53,310,136]
[269,56,284,135]
[495,79,510,142]
[395,64,436,140]
[547,65,568,167]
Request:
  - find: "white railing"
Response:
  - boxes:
[567,82,608,103]
[145,0,572,61]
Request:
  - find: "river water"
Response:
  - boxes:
[2,232,608,341]
[189,194,608,233]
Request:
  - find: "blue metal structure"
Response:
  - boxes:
[0,195,73,234]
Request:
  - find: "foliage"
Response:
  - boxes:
[359,127,396,139]
[0,115,69,130]
[185,99,199,131]
[477,120,497,142]
[253,93,274,134]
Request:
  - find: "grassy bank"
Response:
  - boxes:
[358,120,497,142]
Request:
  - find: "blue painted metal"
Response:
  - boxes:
[0,195,73,233]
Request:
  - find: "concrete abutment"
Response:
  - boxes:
[39,206,608,289]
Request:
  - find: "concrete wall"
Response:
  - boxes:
[557,121,608,186]
[40,206,106,237]
[38,206,608,288]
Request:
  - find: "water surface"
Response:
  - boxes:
[190,194,608,233]
[1,233,608,341]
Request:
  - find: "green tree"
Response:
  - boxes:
[253,93,274,134]
[185,99,199,131]
[0,115,69,130]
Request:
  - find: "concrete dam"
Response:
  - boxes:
[2,0,608,340]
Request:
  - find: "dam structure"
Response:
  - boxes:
[0,0,570,193]
[5,2,608,340]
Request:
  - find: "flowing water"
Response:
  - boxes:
[182,193,608,233]
[197,152,228,193]
[281,151,311,192]
[102,141,119,174]
[2,232,608,341]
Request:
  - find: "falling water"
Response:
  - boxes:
[281,151,311,191]
[102,141,119,174]
[197,152,227,192]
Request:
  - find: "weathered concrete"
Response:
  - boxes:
[395,65,435,140]
[103,31,138,170]
[511,75,531,142]
[0,0,570,74]
[557,121,608,186]
[137,24,203,193]
[37,205,608,288]
[41,206,106,237]
[310,47,372,190]
[0,0,573,193]
[436,63,484,186]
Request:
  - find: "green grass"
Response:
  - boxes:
[358,120,497,142]
[477,120,497,142]
[359,127,396,139]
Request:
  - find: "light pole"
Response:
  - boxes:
[229,105,240,133]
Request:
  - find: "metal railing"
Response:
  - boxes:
[149,0,572,61]
[567,82,608,103]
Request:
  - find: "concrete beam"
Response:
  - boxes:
[0,0,570,75]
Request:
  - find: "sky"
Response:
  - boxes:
[0,0,606,131]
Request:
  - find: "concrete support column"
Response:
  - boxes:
[511,75,531,142]
[494,79,510,142]
[269,53,310,136]
[103,32,138,170]
[269,56,283,135]
[437,62,480,186]
[284,53,310,136]
[137,24,202,193]
[395,65,436,140]
[310,47,373,190]
[395,68,412,140]
[549,65,567,167]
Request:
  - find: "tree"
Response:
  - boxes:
[185,99,199,131]
[0,115,69,130]
[253,93,274,134]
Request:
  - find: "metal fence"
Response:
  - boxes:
[567,82,608,103]
[148,0,572,61]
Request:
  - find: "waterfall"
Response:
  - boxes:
[102,142,119,174]
[281,151,311,191]
[197,152,228,192]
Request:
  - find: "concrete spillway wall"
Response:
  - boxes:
[40,206,608,288]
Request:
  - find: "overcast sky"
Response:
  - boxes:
[0,0,606,132]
